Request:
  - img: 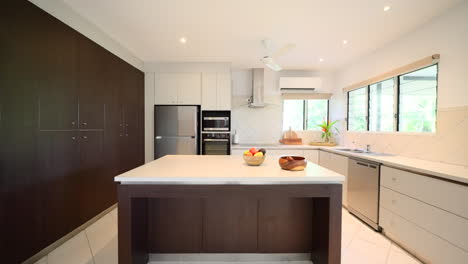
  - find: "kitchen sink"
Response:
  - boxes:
[336,148,367,153]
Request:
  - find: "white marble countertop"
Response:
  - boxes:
[232,144,468,184]
[115,155,345,185]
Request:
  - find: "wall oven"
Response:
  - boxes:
[202,132,231,155]
[202,111,230,132]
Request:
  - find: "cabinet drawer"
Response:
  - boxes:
[381,166,468,219]
[380,207,468,264]
[381,186,468,251]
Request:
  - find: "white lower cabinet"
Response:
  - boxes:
[381,166,468,219]
[231,149,304,157]
[381,186,468,252]
[265,149,304,157]
[319,150,348,206]
[380,207,468,264]
[303,150,319,164]
[231,149,244,156]
[380,166,468,263]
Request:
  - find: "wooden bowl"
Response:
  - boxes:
[243,155,266,166]
[278,156,307,171]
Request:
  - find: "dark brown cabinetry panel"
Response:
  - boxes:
[77,37,107,130]
[38,131,81,243]
[203,198,258,252]
[1,1,144,263]
[37,14,78,130]
[148,199,203,253]
[258,198,313,253]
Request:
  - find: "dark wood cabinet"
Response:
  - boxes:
[1,1,144,263]
[77,37,107,130]
[38,131,81,244]
[37,13,78,131]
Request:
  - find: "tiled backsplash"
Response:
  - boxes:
[341,106,468,166]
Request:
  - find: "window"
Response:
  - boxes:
[346,64,438,133]
[283,100,304,131]
[347,87,367,131]
[369,78,394,132]
[398,65,438,132]
[283,99,328,131]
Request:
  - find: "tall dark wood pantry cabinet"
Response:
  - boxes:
[0,1,145,263]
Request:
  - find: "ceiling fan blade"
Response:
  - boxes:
[271,43,296,58]
[262,57,282,71]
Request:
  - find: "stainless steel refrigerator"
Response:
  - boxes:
[154,105,200,159]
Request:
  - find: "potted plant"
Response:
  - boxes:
[318,120,339,143]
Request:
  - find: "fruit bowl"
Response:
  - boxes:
[278,156,307,171]
[243,155,266,166]
[242,147,266,166]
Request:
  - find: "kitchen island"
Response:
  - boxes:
[115,155,345,264]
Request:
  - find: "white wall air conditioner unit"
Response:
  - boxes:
[280,77,322,93]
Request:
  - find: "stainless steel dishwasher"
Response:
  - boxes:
[348,158,381,231]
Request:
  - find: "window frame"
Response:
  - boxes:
[396,64,439,133]
[346,86,369,132]
[346,63,438,133]
[282,99,330,131]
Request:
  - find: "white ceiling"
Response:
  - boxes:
[63,0,462,70]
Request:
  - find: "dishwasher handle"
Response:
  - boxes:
[356,162,369,167]
[354,160,379,169]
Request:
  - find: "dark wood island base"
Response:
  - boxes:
[118,184,342,264]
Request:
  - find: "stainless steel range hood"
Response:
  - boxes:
[248,68,265,108]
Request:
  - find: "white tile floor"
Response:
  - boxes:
[34,207,422,264]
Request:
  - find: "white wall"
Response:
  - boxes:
[29,0,143,70]
[144,62,231,162]
[332,1,468,109]
[231,69,335,145]
[330,1,468,166]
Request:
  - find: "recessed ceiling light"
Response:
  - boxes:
[343,40,348,45]
[179,37,187,44]
[384,6,391,12]
[319,58,324,62]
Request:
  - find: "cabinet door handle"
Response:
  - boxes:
[71,136,76,141]
[71,121,76,126]
[82,122,87,126]
[82,136,88,140]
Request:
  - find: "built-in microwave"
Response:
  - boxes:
[201,132,231,155]
[201,111,231,132]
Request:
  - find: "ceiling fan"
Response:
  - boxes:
[261,39,296,72]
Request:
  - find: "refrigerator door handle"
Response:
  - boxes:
[155,136,162,140]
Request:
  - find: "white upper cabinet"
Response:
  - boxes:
[202,72,231,110]
[155,73,201,105]
[177,73,201,105]
[216,73,231,110]
[201,73,218,110]
[155,73,178,104]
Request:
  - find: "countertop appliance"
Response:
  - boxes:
[202,110,230,132]
[348,158,381,231]
[154,105,200,159]
[202,132,231,155]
